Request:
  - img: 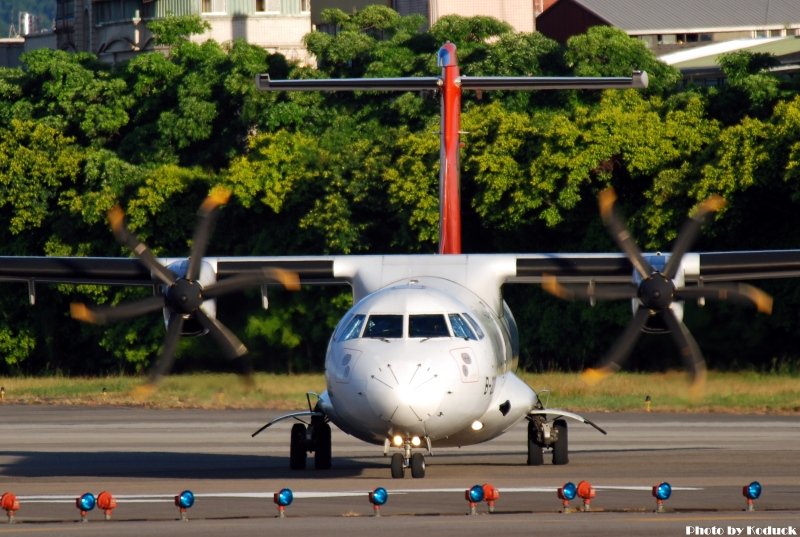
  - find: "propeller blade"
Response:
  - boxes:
[108,205,176,287]
[676,283,773,314]
[663,195,725,279]
[659,308,707,394]
[71,295,165,325]
[582,306,650,385]
[186,188,231,282]
[542,274,637,302]
[147,313,185,385]
[598,188,653,279]
[203,268,301,300]
[194,309,248,360]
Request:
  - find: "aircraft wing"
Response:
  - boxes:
[3,250,800,295]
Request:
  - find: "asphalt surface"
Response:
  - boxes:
[0,405,798,536]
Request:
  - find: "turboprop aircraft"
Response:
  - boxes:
[1,43,800,479]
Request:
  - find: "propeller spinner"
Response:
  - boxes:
[543,188,772,392]
[71,188,300,384]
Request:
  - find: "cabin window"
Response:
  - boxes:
[409,314,450,338]
[337,314,365,341]
[449,313,477,340]
[364,314,403,339]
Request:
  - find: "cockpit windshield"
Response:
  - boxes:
[364,314,403,338]
[409,314,450,338]
[448,313,477,340]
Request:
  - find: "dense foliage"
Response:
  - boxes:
[1,8,799,376]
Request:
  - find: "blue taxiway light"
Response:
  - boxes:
[653,482,672,501]
[369,487,388,506]
[77,493,96,512]
[744,481,762,500]
[175,490,195,509]
[275,488,294,507]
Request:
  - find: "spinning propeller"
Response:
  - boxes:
[543,188,773,392]
[71,188,300,384]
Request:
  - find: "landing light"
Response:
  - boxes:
[392,435,403,447]
[411,436,421,447]
[470,420,483,431]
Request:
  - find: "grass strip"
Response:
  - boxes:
[0,371,796,413]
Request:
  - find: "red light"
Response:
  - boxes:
[0,492,19,524]
[576,481,595,512]
[482,483,500,513]
[96,491,117,521]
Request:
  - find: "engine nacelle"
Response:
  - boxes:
[632,253,684,333]
[162,259,218,336]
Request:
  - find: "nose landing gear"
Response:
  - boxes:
[388,436,427,478]
[289,414,332,470]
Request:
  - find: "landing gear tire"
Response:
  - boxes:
[552,419,569,465]
[410,452,426,478]
[527,420,544,466]
[390,453,405,478]
[314,422,332,470]
[290,423,307,470]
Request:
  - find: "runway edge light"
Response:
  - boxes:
[274,488,293,518]
[76,492,96,523]
[1,492,19,524]
[557,482,577,513]
[482,483,499,513]
[576,480,595,512]
[174,490,195,521]
[368,487,388,517]
[743,481,762,512]
[96,491,117,520]
[465,484,484,516]
[652,482,671,513]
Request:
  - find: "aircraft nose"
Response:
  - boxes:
[365,360,445,430]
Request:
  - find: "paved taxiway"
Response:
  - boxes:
[0,405,797,536]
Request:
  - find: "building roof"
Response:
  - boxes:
[566,0,800,33]
[660,36,800,69]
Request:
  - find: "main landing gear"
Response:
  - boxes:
[388,436,427,478]
[527,415,568,466]
[289,413,332,470]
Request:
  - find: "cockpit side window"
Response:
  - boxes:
[364,314,403,338]
[449,313,477,340]
[409,314,450,338]
[338,314,365,341]
[462,312,485,339]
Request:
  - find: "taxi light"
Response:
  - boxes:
[96,491,117,520]
[557,482,577,513]
[368,487,388,517]
[273,488,293,518]
[392,435,403,447]
[470,420,483,431]
[174,490,195,521]
[743,481,762,511]
[1,492,19,524]
[465,484,484,515]
[652,482,671,513]
[482,483,500,513]
[76,492,96,523]
[411,436,421,447]
[576,480,595,512]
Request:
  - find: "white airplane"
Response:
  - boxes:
[1,43,798,479]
